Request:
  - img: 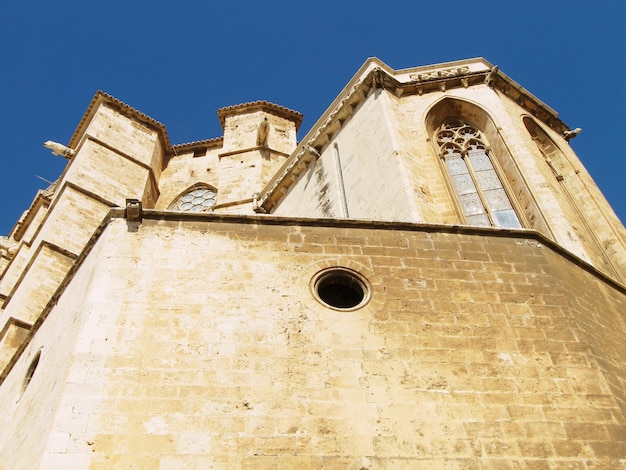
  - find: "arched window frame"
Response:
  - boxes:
[168,184,218,213]
[435,119,523,229]
[523,115,624,280]
[522,116,570,180]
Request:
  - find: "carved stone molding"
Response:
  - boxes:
[410,66,471,82]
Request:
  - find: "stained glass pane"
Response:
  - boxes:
[493,210,522,228]
[484,188,513,211]
[451,173,477,195]
[171,187,217,212]
[459,193,486,216]
[445,154,468,176]
[468,151,493,171]
[474,169,502,191]
[437,120,522,229]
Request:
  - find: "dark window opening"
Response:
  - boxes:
[313,268,370,310]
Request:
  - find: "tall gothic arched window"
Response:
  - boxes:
[435,119,521,228]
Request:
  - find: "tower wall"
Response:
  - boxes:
[216,104,300,211]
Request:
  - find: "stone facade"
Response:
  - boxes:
[0,58,625,468]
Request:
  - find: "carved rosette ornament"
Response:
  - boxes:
[410,66,470,82]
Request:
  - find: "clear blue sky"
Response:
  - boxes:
[1,1,624,235]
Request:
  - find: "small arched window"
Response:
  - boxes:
[169,185,217,213]
[436,120,521,228]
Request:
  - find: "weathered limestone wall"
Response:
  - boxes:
[275,92,416,221]
[275,150,343,218]
[63,139,155,208]
[155,149,221,211]
[0,98,167,381]
[0,253,10,276]
[18,198,50,246]
[0,244,32,300]
[0,319,29,371]
[218,108,299,208]
[1,216,622,468]
[82,104,165,177]
[29,185,111,256]
[221,109,297,156]
[551,248,626,417]
[0,235,107,469]
[1,244,74,325]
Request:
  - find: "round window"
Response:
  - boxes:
[311,268,371,311]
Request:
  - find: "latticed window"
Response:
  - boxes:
[169,186,217,212]
[435,120,521,228]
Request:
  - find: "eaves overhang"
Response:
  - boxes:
[172,137,224,154]
[256,57,571,213]
[217,100,304,131]
[68,91,173,157]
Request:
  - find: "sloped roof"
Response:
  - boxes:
[217,100,303,130]
[172,137,224,153]
[68,91,172,151]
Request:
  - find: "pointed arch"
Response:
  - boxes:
[522,116,567,179]
[168,184,217,213]
[426,98,524,229]
[524,116,625,280]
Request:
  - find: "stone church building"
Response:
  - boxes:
[0,58,625,468]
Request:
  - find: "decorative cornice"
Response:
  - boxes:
[172,137,224,153]
[410,66,471,82]
[1,207,624,386]
[218,146,290,159]
[217,100,303,130]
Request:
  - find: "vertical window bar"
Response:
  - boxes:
[333,144,350,218]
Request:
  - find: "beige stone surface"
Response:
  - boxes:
[0,58,625,468]
[0,319,29,372]
[1,217,624,468]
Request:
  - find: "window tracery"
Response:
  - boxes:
[169,185,217,212]
[435,120,521,228]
